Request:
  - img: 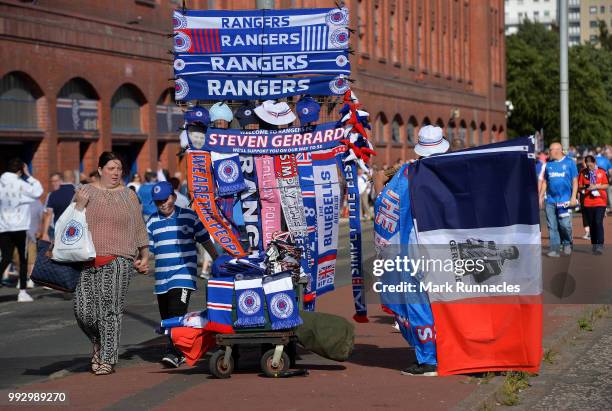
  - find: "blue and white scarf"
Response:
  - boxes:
[234,275,266,328]
[296,152,318,309]
[312,148,341,296]
[341,159,367,321]
[212,152,247,197]
[263,272,303,330]
[239,155,263,251]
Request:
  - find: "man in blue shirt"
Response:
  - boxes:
[539,142,578,257]
[146,181,218,367]
[137,171,158,219]
[41,170,75,242]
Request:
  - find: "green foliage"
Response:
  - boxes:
[506,21,612,145]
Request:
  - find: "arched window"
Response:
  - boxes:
[0,72,41,129]
[422,116,431,126]
[407,116,418,145]
[57,78,99,132]
[458,120,467,143]
[469,121,477,146]
[491,125,498,143]
[156,88,183,134]
[435,118,444,128]
[375,113,388,144]
[391,115,402,143]
[447,119,456,141]
[111,84,145,133]
[479,123,486,145]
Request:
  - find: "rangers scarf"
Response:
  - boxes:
[296,152,318,309]
[187,151,246,257]
[206,277,235,334]
[211,152,247,197]
[234,275,266,328]
[239,155,263,252]
[342,159,368,322]
[274,154,308,273]
[263,271,303,330]
[255,155,282,248]
[312,148,342,296]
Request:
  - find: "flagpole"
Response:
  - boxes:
[559,0,569,151]
[256,0,274,9]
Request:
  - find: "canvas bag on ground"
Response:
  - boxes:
[52,203,96,262]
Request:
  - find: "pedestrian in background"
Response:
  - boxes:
[137,171,158,219]
[539,142,578,257]
[41,170,75,242]
[73,152,149,375]
[578,155,609,255]
[357,168,371,220]
[127,173,142,192]
[0,158,43,302]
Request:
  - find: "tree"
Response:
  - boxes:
[506,21,612,145]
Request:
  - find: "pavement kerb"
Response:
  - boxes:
[454,302,612,411]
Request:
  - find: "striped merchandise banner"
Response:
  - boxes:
[300,25,329,51]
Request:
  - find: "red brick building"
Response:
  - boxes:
[0,0,506,191]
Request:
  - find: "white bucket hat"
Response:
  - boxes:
[209,102,233,122]
[414,125,449,157]
[254,100,296,126]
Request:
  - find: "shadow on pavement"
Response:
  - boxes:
[347,344,415,370]
[21,357,90,376]
[368,315,395,325]
[119,336,167,364]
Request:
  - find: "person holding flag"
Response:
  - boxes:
[375,125,449,377]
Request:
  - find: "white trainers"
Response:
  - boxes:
[546,251,560,258]
[17,290,34,302]
[27,279,35,289]
[562,245,572,256]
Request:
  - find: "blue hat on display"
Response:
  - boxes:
[184,106,210,126]
[152,181,174,201]
[296,96,321,125]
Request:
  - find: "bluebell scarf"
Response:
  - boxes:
[263,272,303,330]
[234,275,266,328]
[212,152,247,197]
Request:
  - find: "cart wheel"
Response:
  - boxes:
[209,349,234,379]
[260,348,290,377]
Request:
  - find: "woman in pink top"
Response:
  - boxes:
[73,152,149,375]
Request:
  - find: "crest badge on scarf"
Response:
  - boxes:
[263,272,303,330]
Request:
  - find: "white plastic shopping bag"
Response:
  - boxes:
[52,203,96,262]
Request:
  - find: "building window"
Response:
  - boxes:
[57,78,99,132]
[357,0,368,54]
[590,6,597,14]
[0,73,39,130]
[390,8,397,62]
[374,4,381,57]
[375,114,387,144]
[518,12,523,19]
[601,6,605,14]
[111,86,143,133]
[590,20,598,28]
[391,119,400,143]
[407,120,416,145]
[544,10,550,17]
[534,11,540,20]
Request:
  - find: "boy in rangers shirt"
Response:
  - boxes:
[578,155,609,255]
[147,181,218,367]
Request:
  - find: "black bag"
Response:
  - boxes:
[30,240,82,292]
